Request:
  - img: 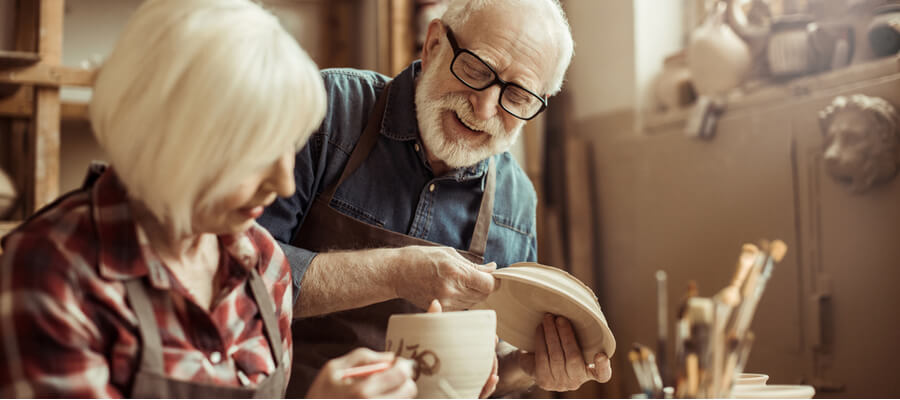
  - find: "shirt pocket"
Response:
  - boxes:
[330,197,387,228]
[488,214,536,265]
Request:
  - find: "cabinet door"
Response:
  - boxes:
[590,107,807,396]
[792,74,900,397]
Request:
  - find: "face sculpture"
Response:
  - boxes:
[818,94,900,193]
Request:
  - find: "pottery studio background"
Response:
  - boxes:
[1,0,899,398]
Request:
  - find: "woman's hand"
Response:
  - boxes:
[306,348,417,398]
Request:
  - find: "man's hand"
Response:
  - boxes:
[306,348,417,398]
[518,314,612,392]
[391,246,497,310]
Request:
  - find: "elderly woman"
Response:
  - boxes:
[0,0,415,398]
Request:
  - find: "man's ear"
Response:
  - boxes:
[421,19,445,71]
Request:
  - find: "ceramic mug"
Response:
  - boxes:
[385,310,496,398]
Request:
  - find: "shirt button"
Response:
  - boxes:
[414,143,420,152]
[209,351,222,364]
[429,184,435,192]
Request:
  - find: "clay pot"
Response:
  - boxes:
[655,51,697,111]
[867,4,900,58]
[0,168,17,219]
[385,310,496,398]
[767,15,816,78]
[688,2,753,96]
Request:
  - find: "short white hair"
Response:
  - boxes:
[441,0,574,96]
[90,0,326,235]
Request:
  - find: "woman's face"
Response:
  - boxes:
[193,150,296,234]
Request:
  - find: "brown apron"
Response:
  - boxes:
[125,268,287,398]
[285,84,497,396]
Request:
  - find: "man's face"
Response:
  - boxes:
[415,8,556,169]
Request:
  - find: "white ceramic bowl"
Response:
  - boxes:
[732,384,815,399]
[735,373,769,386]
[386,310,496,398]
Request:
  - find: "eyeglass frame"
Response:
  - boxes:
[443,24,548,121]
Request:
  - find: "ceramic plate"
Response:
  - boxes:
[473,262,615,360]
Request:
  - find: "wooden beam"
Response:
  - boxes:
[61,100,89,121]
[0,64,97,87]
[389,0,414,76]
[29,0,64,211]
[0,50,41,68]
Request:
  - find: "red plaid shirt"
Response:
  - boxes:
[0,168,293,398]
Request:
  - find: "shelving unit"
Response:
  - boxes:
[0,0,95,240]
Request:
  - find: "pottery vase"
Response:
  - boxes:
[687,2,752,96]
[655,51,697,111]
[0,168,17,218]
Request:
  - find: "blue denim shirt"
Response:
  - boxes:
[258,61,538,302]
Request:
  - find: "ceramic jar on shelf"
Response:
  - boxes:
[654,51,697,111]
[0,168,17,219]
[687,1,752,96]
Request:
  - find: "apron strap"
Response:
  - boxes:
[246,268,284,368]
[124,279,167,376]
[467,157,496,257]
[321,83,392,201]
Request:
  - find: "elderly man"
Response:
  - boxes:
[259,0,612,396]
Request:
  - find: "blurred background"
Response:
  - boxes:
[1,0,899,397]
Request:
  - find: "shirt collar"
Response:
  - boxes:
[380,60,491,181]
[91,167,260,288]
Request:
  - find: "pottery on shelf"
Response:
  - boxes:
[473,262,616,362]
[0,168,17,219]
[867,3,900,58]
[385,310,496,399]
[654,51,697,111]
[687,1,752,96]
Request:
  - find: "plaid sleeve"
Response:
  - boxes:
[0,232,121,398]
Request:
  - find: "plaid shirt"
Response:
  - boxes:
[0,168,293,398]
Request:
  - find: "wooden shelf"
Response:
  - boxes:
[0,50,41,68]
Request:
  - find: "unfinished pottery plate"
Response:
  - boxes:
[473,262,615,360]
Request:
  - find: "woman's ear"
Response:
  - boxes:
[421,19,445,71]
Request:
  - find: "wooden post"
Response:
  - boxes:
[29,0,63,211]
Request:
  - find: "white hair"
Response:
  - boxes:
[440,0,574,95]
[90,0,326,236]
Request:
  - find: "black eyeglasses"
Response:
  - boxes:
[444,25,548,121]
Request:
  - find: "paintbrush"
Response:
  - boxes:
[629,347,651,395]
[716,244,759,307]
[733,240,788,338]
[656,270,668,387]
[640,345,664,397]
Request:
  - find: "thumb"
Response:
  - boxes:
[427,299,443,313]
[474,262,497,273]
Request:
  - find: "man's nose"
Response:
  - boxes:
[469,85,502,121]
[270,153,296,198]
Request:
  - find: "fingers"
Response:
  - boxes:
[555,316,587,378]
[533,319,554,383]
[356,359,416,398]
[542,314,566,376]
[474,261,497,274]
[590,353,613,383]
[479,354,500,398]
[464,263,496,294]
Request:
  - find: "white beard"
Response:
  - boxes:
[414,63,522,169]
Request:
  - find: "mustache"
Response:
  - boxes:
[437,93,507,137]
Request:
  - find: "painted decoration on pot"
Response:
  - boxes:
[818,94,900,193]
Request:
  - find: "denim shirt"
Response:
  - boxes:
[258,61,538,302]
